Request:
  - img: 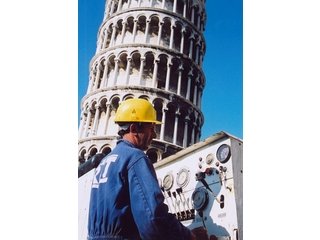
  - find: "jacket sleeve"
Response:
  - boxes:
[128,156,192,240]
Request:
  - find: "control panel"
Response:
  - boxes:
[154,132,243,240]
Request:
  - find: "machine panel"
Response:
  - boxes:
[78,169,95,240]
[154,132,243,240]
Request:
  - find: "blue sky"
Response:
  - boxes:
[78,0,243,140]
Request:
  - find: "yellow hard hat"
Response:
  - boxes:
[114,98,162,124]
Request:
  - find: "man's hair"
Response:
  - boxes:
[117,123,131,138]
[117,122,144,138]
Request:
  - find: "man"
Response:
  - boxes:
[87,98,207,240]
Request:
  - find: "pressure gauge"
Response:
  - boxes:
[192,188,209,211]
[206,153,214,164]
[176,168,190,188]
[163,173,174,191]
[216,144,231,163]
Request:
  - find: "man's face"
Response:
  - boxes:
[135,123,157,150]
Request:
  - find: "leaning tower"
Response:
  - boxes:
[78,0,207,164]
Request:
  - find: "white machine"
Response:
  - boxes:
[78,131,242,240]
[154,131,243,240]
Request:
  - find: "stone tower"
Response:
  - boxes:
[78,0,207,165]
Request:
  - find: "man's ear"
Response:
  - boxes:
[130,123,138,134]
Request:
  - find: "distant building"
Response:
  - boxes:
[78,0,207,164]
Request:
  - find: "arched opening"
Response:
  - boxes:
[146,148,159,164]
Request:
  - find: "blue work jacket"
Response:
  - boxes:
[87,140,192,240]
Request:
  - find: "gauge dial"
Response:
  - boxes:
[206,153,214,164]
[216,144,231,163]
[176,168,190,188]
[192,188,209,211]
[162,173,174,191]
